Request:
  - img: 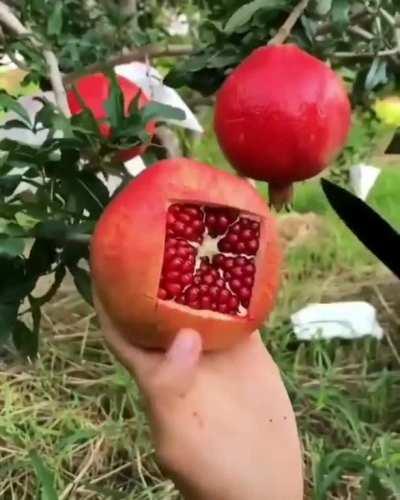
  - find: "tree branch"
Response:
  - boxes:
[64,44,193,84]
[0,1,70,116]
[268,0,310,46]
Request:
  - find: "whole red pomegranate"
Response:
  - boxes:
[67,73,156,162]
[214,44,352,208]
[91,158,281,351]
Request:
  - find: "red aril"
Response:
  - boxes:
[67,73,156,162]
[214,44,352,209]
[91,158,281,351]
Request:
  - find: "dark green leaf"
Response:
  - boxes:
[47,0,63,36]
[12,319,39,359]
[1,119,32,130]
[0,235,25,258]
[69,265,93,305]
[0,175,22,196]
[0,92,31,125]
[104,71,125,130]
[62,173,109,218]
[29,450,59,500]
[33,221,68,241]
[225,0,286,34]
[141,102,186,125]
[331,0,350,30]
[27,239,57,276]
[0,303,18,343]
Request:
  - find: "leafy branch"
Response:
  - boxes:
[0,1,70,116]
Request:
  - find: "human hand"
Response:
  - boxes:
[95,297,303,500]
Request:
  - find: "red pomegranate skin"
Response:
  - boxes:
[91,158,281,351]
[214,44,352,184]
[67,73,156,162]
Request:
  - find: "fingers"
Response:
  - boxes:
[93,291,161,383]
[150,329,203,399]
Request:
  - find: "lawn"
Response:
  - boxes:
[1,114,400,499]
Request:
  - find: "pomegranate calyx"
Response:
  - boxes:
[268,183,294,212]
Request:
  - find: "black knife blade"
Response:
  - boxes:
[321,178,400,280]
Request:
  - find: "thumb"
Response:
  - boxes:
[151,329,202,398]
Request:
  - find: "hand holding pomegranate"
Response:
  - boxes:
[95,296,303,500]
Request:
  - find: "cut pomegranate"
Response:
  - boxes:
[158,204,260,316]
[91,158,281,351]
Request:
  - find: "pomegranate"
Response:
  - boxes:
[214,44,352,209]
[91,158,281,351]
[67,73,156,162]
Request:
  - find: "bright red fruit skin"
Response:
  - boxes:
[67,73,156,162]
[91,158,281,351]
[214,44,352,184]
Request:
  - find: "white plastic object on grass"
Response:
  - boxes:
[350,164,381,201]
[291,302,383,341]
[115,62,203,133]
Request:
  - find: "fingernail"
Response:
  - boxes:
[167,329,201,362]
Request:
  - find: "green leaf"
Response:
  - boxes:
[29,450,59,500]
[33,220,68,241]
[141,102,186,125]
[104,71,125,130]
[12,319,39,359]
[225,0,286,34]
[69,265,93,305]
[365,58,388,91]
[0,235,25,258]
[47,0,63,36]
[1,119,32,130]
[0,303,18,343]
[27,239,57,276]
[0,92,31,125]
[0,175,22,196]
[331,0,350,30]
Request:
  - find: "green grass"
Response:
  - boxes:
[1,113,400,499]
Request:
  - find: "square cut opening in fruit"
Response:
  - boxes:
[158,203,261,317]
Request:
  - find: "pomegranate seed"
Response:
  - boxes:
[193,276,202,285]
[203,274,215,285]
[200,284,209,295]
[201,296,211,309]
[235,257,247,266]
[224,258,234,270]
[219,289,230,304]
[181,273,193,286]
[237,242,246,252]
[165,248,176,260]
[244,276,254,286]
[231,223,241,233]
[158,288,168,300]
[166,271,180,281]
[187,286,200,301]
[230,279,241,292]
[216,278,225,288]
[232,266,244,278]
[179,213,191,223]
[165,283,182,297]
[229,296,239,310]
[242,229,252,240]
[209,286,220,299]
[167,213,176,225]
[244,263,255,275]
[218,303,228,314]
[211,303,217,311]
[189,301,201,309]
[170,257,184,270]
[228,233,239,244]
[247,240,259,253]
